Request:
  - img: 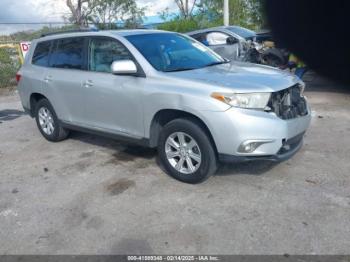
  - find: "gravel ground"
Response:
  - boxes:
[0,78,350,255]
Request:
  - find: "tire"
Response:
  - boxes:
[158,118,217,184]
[35,98,69,142]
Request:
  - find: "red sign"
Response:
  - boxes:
[20,42,31,58]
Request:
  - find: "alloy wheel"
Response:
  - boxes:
[38,107,55,135]
[165,132,202,174]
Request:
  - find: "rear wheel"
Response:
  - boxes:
[158,118,217,184]
[35,98,69,142]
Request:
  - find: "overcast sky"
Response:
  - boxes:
[0,0,178,35]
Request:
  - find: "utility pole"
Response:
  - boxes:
[224,0,229,26]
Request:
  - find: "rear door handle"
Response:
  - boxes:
[83,80,94,88]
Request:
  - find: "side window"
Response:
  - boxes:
[32,41,52,67]
[49,38,85,70]
[88,37,132,73]
[190,33,209,46]
[206,32,230,46]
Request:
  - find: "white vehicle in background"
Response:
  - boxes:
[187,26,256,61]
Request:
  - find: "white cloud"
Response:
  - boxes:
[0,0,68,23]
[137,0,177,16]
[0,0,68,34]
[0,0,177,35]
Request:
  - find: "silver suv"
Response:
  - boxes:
[17,29,311,183]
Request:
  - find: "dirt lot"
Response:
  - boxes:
[0,78,350,255]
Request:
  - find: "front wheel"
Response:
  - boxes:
[158,118,217,184]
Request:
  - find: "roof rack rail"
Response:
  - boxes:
[40,28,99,38]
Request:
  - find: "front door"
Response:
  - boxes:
[83,36,144,138]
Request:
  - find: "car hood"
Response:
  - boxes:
[167,62,300,93]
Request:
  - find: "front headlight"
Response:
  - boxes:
[211,92,271,109]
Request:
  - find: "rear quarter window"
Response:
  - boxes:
[32,41,52,67]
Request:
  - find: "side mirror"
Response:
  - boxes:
[111,60,138,75]
[227,36,238,45]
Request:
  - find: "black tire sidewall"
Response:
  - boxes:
[35,99,61,142]
[158,118,217,184]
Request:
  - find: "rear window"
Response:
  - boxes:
[32,41,52,67]
[49,37,85,70]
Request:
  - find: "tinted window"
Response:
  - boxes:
[32,41,51,67]
[49,38,85,69]
[190,33,209,46]
[126,33,224,72]
[89,38,132,73]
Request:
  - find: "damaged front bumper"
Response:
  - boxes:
[218,132,305,163]
[200,94,311,163]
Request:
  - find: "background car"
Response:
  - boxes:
[186,26,255,61]
[187,26,288,68]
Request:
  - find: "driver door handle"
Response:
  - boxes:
[83,80,94,88]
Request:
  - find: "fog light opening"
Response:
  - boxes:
[244,144,253,152]
[238,140,274,153]
[238,142,260,153]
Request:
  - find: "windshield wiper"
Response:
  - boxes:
[164,67,198,72]
[164,60,230,72]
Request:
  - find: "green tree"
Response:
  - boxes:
[196,0,265,30]
[160,0,265,33]
[87,0,145,29]
[175,0,198,19]
[247,0,266,29]
[65,0,91,27]
[0,48,20,88]
[158,18,199,33]
[65,0,144,29]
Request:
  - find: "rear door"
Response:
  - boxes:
[20,40,51,108]
[44,37,88,124]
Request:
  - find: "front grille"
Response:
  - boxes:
[267,84,308,120]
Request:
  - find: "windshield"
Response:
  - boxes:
[125,33,225,72]
[226,26,256,39]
